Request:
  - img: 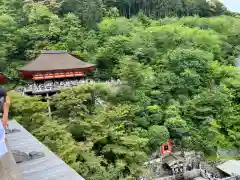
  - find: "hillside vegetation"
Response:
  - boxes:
[1,0,240,179]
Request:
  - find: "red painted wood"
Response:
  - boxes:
[160,140,173,155]
[32,71,85,80]
[20,69,89,79]
[0,74,7,84]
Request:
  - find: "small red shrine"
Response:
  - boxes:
[160,140,173,155]
[18,50,95,80]
[0,72,8,84]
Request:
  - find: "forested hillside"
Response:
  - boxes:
[1,0,229,29]
[1,0,240,179]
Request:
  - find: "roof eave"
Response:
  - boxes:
[17,66,96,73]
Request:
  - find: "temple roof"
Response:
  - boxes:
[6,120,85,180]
[18,50,95,72]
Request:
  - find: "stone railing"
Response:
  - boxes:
[0,122,24,180]
[19,79,123,95]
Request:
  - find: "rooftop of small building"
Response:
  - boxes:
[217,160,240,176]
[5,120,84,180]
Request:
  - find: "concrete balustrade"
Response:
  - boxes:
[16,79,123,95]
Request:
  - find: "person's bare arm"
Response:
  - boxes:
[2,94,10,128]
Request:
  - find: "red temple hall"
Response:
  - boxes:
[18,50,95,80]
[0,72,8,84]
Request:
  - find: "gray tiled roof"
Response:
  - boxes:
[6,120,84,180]
[18,50,95,72]
[217,160,240,176]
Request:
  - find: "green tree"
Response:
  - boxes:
[118,56,154,89]
[148,125,170,151]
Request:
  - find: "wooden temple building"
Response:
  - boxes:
[0,51,90,179]
[18,50,95,95]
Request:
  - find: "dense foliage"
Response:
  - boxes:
[1,0,240,179]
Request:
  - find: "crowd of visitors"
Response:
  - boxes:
[22,78,121,94]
